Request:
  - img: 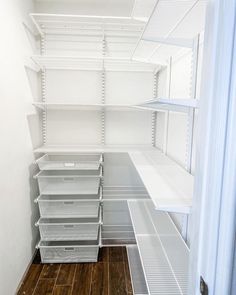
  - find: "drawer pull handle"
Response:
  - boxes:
[63,201,74,205]
[64,162,75,167]
[63,177,75,182]
[64,247,75,251]
[63,225,75,228]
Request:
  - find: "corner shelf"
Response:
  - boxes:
[128,200,189,295]
[129,150,193,214]
[34,144,156,154]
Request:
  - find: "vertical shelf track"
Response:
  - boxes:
[163,57,172,155]
[101,32,106,146]
[186,35,200,173]
[151,72,158,147]
[41,34,47,145]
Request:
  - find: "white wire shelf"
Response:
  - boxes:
[132,0,206,61]
[33,100,197,113]
[135,98,199,113]
[103,186,150,200]
[34,144,156,154]
[128,200,189,295]
[127,245,149,295]
[30,13,146,36]
[129,151,193,214]
[32,102,143,111]
[31,55,157,72]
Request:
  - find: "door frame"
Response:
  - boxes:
[189,0,236,294]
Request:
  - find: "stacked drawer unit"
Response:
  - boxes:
[34,154,103,263]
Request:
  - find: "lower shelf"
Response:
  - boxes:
[128,200,189,295]
[127,245,148,295]
[38,240,99,263]
[102,239,136,246]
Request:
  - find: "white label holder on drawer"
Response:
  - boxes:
[36,154,103,171]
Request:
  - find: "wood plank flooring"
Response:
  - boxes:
[17,247,133,295]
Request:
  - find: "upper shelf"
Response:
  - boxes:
[132,0,206,62]
[30,13,146,37]
[129,150,193,214]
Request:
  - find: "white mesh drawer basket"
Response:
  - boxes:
[35,171,101,195]
[36,154,103,171]
[36,195,101,218]
[38,240,100,263]
[37,217,100,241]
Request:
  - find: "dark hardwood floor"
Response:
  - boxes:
[17,247,133,295]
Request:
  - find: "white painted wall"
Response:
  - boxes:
[0,1,43,294]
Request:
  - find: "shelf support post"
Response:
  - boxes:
[186,34,200,173]
[40,34,47,145]
[101,31,106,146]
[163,57,172,154]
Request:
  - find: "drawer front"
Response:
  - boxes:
[40,246,99,263]
[38,178,100,195]
[37,154,102,171]
[38,201,100,218]
[39,224,99,241]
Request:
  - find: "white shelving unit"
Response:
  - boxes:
[27,0,205,291]
[128,200,189,295]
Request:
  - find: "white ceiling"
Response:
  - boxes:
[34,0,135,17]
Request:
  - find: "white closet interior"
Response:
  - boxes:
[23,0,207,294]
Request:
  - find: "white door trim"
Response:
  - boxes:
[189,0,236,294]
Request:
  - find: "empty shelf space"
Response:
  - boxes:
[36,153,103,170]
[127,245,148,295]
[128,200,189,295]
[129,150,193,214]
